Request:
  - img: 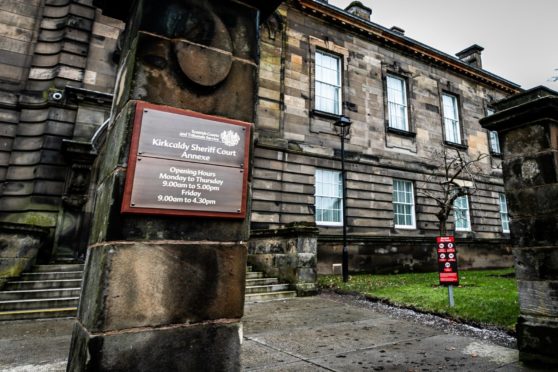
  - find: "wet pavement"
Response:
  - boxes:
[0,294,543,371]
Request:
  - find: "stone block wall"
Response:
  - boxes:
[249,224,319,295]
[481,87,558,365]
[67,0,280,369]
[0,0,123,260]
[317,237,513,275]
[0,222,48,289]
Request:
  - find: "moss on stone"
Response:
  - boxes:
[4,212,57,227]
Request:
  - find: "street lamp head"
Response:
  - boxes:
[333,115,352,128]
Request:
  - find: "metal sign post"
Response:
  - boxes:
[448,284,455,307]
[436,236,459,307]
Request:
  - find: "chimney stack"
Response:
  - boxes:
[345,1,372,21]
[390,26,405,35]
[456,44,484,69]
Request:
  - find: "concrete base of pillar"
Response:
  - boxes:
[67,320,242,371]
[67,241,246,371]
[517,315,558,366]
[514,246,558,366]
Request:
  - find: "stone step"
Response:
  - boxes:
[20,271,83,281]
[5,279,83,291]
[0,297,80,312]
[245,283,290,294]
[0,265,296,321]
[245,291,297,303]
[0,307,77,322]
[245,278,279,286]
[32,264,84,272]
[245,271,264,279]
[0,288,82,301]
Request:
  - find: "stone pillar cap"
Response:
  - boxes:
[480,86,558,132]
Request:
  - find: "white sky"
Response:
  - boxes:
[330,0,558,91]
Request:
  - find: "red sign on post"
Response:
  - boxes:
[436,236,459,286]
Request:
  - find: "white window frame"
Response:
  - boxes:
[392,179,416,229]
[314,168,343,226]
[489,131,501,154]
[442,93,462,144]
[386,75,409,131]
[485,107,501,154]
[314,50,342,115]
[499,193,510,233]
[453,195,471,231]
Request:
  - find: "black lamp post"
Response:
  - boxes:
[333,115,352,282]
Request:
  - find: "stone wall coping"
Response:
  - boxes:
[92,0,282,23]
[492,86,558,111]
[317,235,511,244]
[250,225,320,238]
[0,222,50,236]
[88,241,245,248]
[481,87,558,133]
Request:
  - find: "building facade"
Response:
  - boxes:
[0,0,520,288]
[0,0,123,286]
[249,0,520,277]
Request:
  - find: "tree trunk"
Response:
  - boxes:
[439,216,447,236]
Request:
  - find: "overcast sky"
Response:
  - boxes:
[330,0,558,92]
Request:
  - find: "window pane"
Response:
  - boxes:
[315,51,341,115]
[453,195,470,230]
[499,193,510,233]
[392,179,415,228]
[443,94,461,144]
[490,131,501,153]
[443,94,458,120]
[387,75,408,131]
[315,169,343,224]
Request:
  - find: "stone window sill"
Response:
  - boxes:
[387,126,416,138]
[490,151,503,158]
[444,141,468,150]
[311,109,342,121]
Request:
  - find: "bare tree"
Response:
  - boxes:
[418,147,489,236]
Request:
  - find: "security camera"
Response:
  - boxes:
[52,91,63,101]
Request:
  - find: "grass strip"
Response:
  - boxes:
[318,269,519,332]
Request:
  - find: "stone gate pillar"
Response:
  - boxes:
[481,86,558,366]
[67,1,280,370]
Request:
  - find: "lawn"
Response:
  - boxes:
[318,269,519,332]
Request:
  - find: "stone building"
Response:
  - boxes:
[0,0,521,292]
[0,0,123,287]
[249,0,521,278]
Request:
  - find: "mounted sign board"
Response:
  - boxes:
[436,236,459,286]
[121,102,250,218]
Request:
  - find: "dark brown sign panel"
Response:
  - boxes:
[436,236,459,286]
[138,109,246,168]
[122,102,251,218]
[131,157,244,213]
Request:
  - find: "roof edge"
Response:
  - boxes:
[295,0,522,95]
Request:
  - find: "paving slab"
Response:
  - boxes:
[241,295,539,371]
[0,295,544,371]
[245,317,439,360]
[0,318,73,371]
[309,335,520,371]
[241,339,299,370]
[244,297,385,334]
